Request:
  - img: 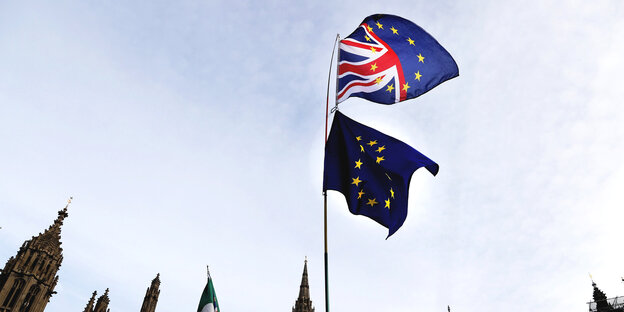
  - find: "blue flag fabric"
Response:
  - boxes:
[323,111,439,237]
[337,14,458,104]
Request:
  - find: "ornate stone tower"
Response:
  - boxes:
[93,289,110,312]
[292,259,314,312]
[82,291,97,312]
[0,200,71,312]
[139,274,160,312]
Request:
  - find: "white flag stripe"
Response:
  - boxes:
[337,67,400,103]
[200,303,215,312]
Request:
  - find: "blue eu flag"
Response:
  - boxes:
[323,111,439,237]
[338,14,458,104]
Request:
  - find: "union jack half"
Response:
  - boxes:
[337,14,459,105]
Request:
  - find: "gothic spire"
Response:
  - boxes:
[298,258,310,299]
[50,197,71,229]
[152,273,160,286]
[292,258,314,312]
[93,288,110,312]
[140,274,161,312]
[592,280,613,311]
[83,291,97,312]
[32,197,72,254]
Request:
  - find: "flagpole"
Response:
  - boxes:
[324,33,340,312]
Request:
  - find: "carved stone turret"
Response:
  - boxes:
[82,289,111,312]
[292,259,314,312]
[139,274,160,312]
[83,291,97,312]
[93,288,110,312]
[0,200,71,312]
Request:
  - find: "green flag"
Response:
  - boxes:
[197,271,220,312]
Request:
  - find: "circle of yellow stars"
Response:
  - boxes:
[352,134,396,210]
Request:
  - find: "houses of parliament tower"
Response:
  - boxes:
[0,204,69,312]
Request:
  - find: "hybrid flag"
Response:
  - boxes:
[337,14,458,104]
[323,111,439,237]
[197,272,220,312]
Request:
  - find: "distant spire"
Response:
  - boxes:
[299,258,310,299]
[83,291,97,312]
[140,274,161,312]
[93,288,111,312]
[52,196,72,228]
[153,273,161,285]
[292,258,314,312]
[592,281,606,299]
[49,197,72,231]
[31,197,72,254]
[592,280,613,311]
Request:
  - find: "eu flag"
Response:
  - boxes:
[338,14,459,104]
[323,111,439,237]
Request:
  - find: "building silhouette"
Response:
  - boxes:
[80,273,160,312]
[0,203,69,312]
[588,279,624,312]
[1,202,315,312]
[292,259,314,312]
[0,202,161,312]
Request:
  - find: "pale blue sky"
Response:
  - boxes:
[1,1,624,311]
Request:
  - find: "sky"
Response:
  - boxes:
[1,1,624,311]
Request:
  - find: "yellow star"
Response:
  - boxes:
[407,37,415,45]
[375,77,383,84]
[390,26,398,34]
[386,84,394,92]
[402,83,410,91]
[375,145,386,153]
[385,198,391,209]
[376,21,383,29]
[356,136,362,141]
[417,53,425,63]
[357,190,365,199]
[376,156,385,164]
[390,188,395,199]
[370,47,377,53]
[365,35,371,42]
[354,159,363,169]
[352,176,362,187]
[370,63,378,71]
[414,71,422,81]
[367,198,378,207]
[360,145,365,152]
[366,24,373,32]
[367,140,377,146]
